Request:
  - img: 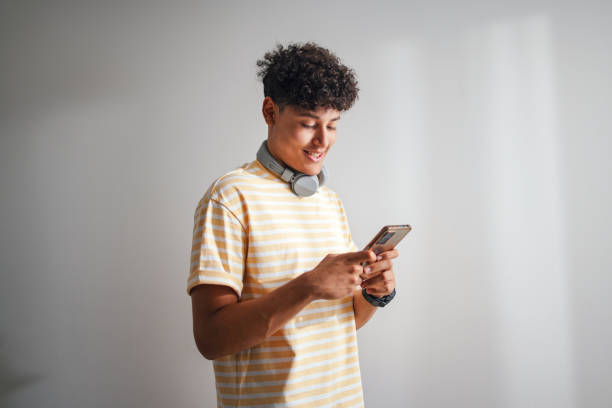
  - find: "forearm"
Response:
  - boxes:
[353,288,377,330]
[196,273,315,360]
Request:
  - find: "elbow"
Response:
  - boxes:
[193,312,232,360]
[195,335,221,361]
[200,349,219,361]
[194,330,229,360]
[196,341,214,360]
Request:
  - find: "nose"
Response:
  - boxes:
[313,125,330,147]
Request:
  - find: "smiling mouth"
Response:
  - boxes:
[303,150,324,161]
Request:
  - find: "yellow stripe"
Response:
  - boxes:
[218,375,362,405]
[217,365,361,394]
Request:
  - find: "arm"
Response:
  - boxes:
[353,249,399,330]
[191,274,314,360]
[353,287,378,330]
[191,250,377,360]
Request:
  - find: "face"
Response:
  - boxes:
[264,98,340,176]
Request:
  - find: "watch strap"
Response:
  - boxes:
[362,288,396,307]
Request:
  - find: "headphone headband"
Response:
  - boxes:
[256,141,327,197]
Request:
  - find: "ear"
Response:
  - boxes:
[262,97,278,126]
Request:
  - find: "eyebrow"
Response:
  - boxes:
[298,112,341,121]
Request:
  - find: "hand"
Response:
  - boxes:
[305,250,377,300]
[359,249,398,297]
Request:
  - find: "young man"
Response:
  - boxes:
[188,43,398,407]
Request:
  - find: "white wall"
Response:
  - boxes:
[1,1,611,407]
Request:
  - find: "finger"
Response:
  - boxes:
[361,271,395,290]
[350,273,363,287]
[360,266,381,281]
[366,277,395,293]
[349,264,364,277]
[345,250,377,264]
[361,270,394,287]
[360,259,393,279]
[380,270,395,283]
[375,249,399,261]
[365,286,394,297]
[360,273,384,288]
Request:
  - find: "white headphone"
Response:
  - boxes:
[256,141,328,197]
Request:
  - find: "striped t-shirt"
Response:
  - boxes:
[188,159,363,407]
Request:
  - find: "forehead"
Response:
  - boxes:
[286,105,341,121]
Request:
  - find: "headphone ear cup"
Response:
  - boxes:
[317,166,328,187]
[291,174,319,197]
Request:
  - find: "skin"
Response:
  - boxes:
[191,97,398,360]
[263,97,339,176]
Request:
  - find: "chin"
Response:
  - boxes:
[300,163,323,176]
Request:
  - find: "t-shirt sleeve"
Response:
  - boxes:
[345,217,359,252]
[337,196,359,252]
[347,230,359,252]
[187,197,246,297]
[348,237,359,252]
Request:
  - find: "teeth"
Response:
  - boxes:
[305,151,322,158]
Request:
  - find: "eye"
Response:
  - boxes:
[301,123,316,129]
[327,126,337,131]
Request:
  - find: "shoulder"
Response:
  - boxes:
[191,163,256,230]
[193,163,248,212]
[199,161,267,202]
[194,161,281,219]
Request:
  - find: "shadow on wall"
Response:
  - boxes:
[0,336,43,400]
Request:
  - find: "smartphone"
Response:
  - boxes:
[363,224,412,255]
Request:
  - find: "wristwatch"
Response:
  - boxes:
[362,288,396,307]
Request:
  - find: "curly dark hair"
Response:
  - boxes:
[256,42,359,112]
